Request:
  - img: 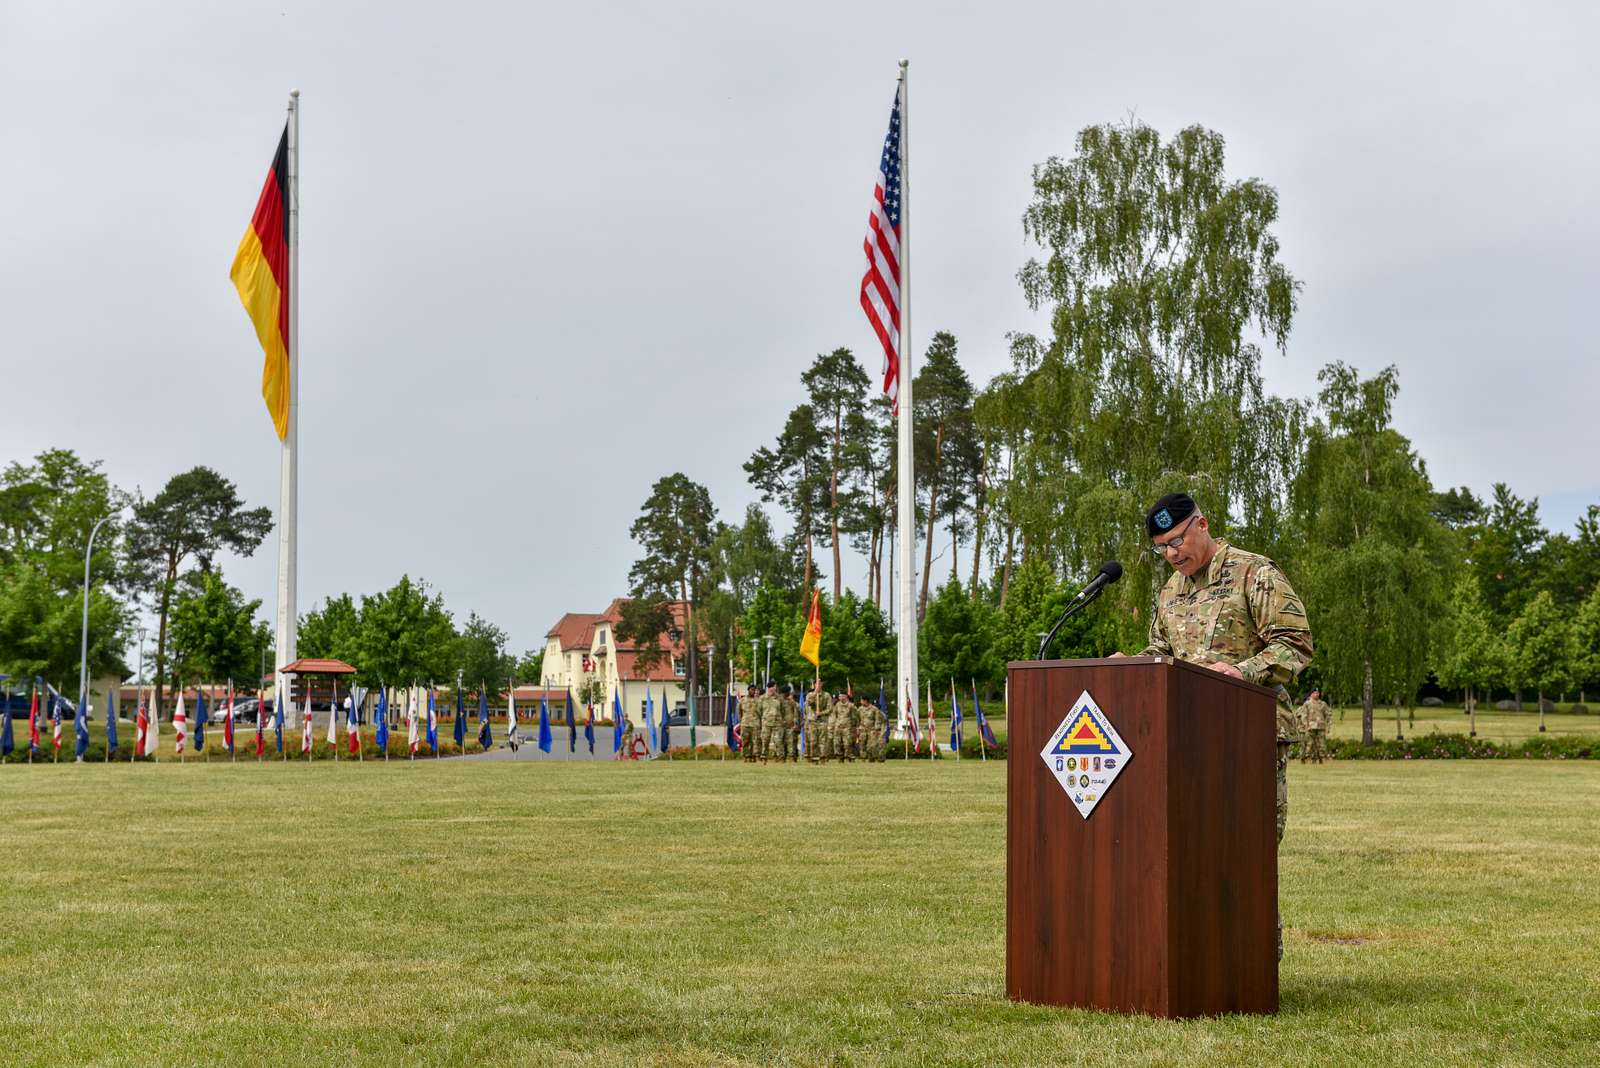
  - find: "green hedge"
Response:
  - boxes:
[1323,733,1597,760]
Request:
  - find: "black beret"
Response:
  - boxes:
[780,683,793,695]
[1147,492,1197,538]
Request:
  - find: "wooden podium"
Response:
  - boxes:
[1006,656,1278,1017]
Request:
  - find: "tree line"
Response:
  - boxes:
[0,450,540,712]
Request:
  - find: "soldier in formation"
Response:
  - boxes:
[806,683,831,763]
[736,680,890,764]
[1298,690,1331,764]
[1123,491,1314,960]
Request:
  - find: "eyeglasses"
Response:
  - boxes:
[1149,515,1198,558]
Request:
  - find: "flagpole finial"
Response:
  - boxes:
[290,88,300,98]
[898,58,908,71]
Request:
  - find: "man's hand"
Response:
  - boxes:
[1207,661,1244,679]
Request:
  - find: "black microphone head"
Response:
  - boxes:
[1099,560,1124,584]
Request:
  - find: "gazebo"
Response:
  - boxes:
[279,658,359,715]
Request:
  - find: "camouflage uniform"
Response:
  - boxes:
[1298,697,1331,764]
[619,715,635,759]
[830,697,859,761]
[1138,538,1313,960]
[758,688,781,762]
[861,703,886,761]
[805,688,831,764]
[781,690,800,762]
[740,689,759,762]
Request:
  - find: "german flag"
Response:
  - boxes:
[229,127,291,441]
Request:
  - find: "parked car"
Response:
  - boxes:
[212,697,274,725]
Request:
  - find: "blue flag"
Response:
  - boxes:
[537,695,553,753]
[454,685,467,749]
[797,689,806,756]
[194,689,206,750]
[102,686,116,755]
[1,681,13,756]
[974,689,998,749]
[659,687,671,754]
[644,689,657,756]
[949,684,964,752]
[726,693,739,752]
[375,686,389,750]
[74,693,89,759]
[477,686,491,750]
[611,687,624,753]
[273,692,284,754]
[583,699,595,754]
[565,690,577,752]
[427,688,439,754]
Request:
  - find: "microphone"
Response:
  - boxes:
[1036,562,1124,660]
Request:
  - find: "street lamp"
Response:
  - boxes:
[76,514,118,730]
[764,634,776,688]
[134,625,148,700]
[750,637,759,690]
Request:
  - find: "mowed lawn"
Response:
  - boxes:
[1324,707,1600,744]
[2,760,1597,1067]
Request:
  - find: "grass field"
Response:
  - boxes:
[1324,706,1600,744]
[3,760,1597,1066]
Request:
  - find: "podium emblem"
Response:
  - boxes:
[1041,690,1133,819]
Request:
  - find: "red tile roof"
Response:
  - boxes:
[544,612,603,651]
[614,650,686,684]
[280,657,358,675]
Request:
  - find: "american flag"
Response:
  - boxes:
[859,84,904,410]
[903,696,919,751]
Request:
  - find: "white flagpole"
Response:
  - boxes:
[895,59,919,748]
[275,89,300,705]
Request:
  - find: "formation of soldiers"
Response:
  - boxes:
[738,681,888,763]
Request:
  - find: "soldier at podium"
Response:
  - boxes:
[1122,491,1314,959]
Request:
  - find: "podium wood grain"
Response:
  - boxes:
[1005,657,1278,1017]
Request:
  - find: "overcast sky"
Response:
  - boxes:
[4,1,1596,657]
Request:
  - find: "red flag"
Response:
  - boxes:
[135,699,150,755]
[223,685,235,751]
[28,686,40,750]
[254,690,265,757]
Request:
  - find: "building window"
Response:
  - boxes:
[672,657,686,678]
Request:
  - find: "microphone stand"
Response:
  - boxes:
[1036,585,1109,660]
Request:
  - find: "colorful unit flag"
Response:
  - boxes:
[799,589,822,668]
[904,696,919,752]
[565,690,577,753]
[506,685,517,749]
[376,687,389,751]
[229,125,292,440]
[644,689,657,757]
[925,681,939,756]
[134,695,148,756]
[194,689,206,751]
[659,687,671,754]
[611,687,624,754]
[0,683,12,757]
[477,686,491,750]
[254,692,266,758]
[407,689,419,756]
[346,695,360,755]
[173,694,188,755]
[143,691,160,757]
[454,686,466,749]
[879,680,892,744]
[860,83,904,409]
[301,698,314,755]
[223,684,235,754]
[726,693,740,752]
[29,682,40,753]
[537,694,552,754]
[74,695,88,760]
[104,687,118,754]
[426,687,438,755]
[50,692,62,753]
[584,700,595,754]
[949,683,964,753]
[273,693,284,754]
[974,687,998,749]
